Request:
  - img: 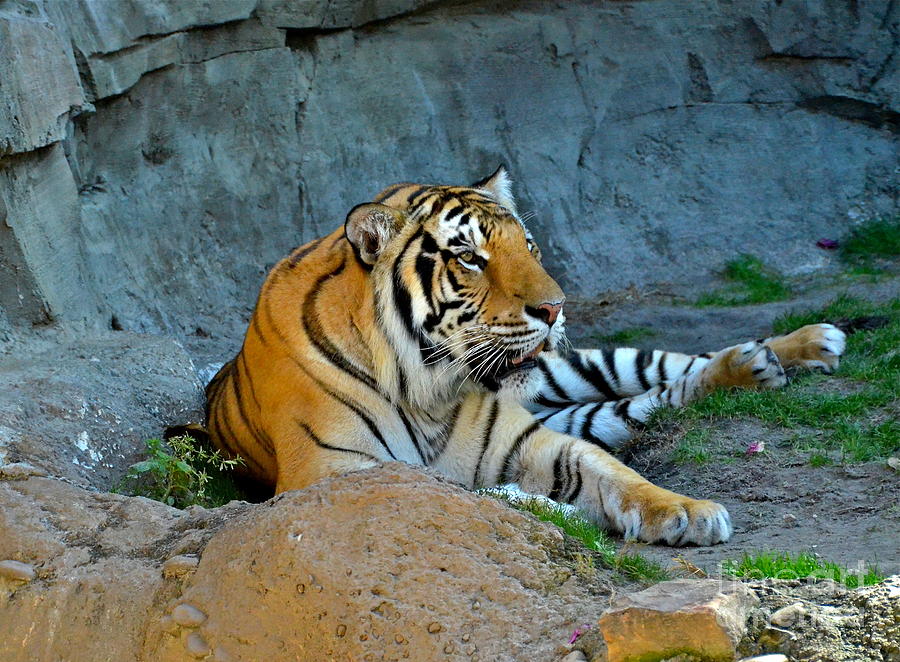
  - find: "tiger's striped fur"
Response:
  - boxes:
[206,167,846,546]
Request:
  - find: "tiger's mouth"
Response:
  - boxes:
[488,340,548,382]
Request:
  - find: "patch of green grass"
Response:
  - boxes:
[116,435,245,508]
[722,551,884,588]
[481,489,670,583]
[696,254,792,307]
[841,215,900,260]
[672,427,712,465]
[838,216,900,277]
[592,326,657,346]
[656,295,900,464]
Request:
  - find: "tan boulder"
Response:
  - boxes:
[598,579,759,662]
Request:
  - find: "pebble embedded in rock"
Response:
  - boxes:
[560,652,587,662]
[172,603,208,627]
[427,622,441,633]
[0,560,36,582]
[738,655,789,662]
[770,602,807,627]
[162,555,200,579]
[185,632,210,658]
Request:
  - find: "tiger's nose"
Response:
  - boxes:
[525,301,564,326]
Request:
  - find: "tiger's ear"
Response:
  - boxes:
[345,203,405,266]
[472,164,517,214]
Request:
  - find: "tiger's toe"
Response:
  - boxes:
[708,341,786,390]
[626,492,733,546]
[768,323,846,373]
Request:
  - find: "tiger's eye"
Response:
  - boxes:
[459,251,475,262]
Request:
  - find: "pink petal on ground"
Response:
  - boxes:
[568,624,592,644]
[746,440,766,455]
[816,238,839,250]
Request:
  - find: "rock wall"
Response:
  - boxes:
[1,0,897,340]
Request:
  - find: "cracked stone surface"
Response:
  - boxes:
[1,0,897,336]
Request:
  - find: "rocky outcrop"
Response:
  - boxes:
[1,0,897,337]
[0,463,618,662]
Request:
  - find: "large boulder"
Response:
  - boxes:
[0,464,618,662]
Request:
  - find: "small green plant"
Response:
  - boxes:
[722,551,884,588]
[117,435,245,508]
[696,254,792,307]
[842,215,900,260]
[672,428,712,465]
[592,326,657,346]
[481,489,670,583]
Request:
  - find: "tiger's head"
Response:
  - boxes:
[345,167,565,403]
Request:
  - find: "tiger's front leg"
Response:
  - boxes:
[436,394,731,546]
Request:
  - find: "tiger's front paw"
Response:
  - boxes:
[706,340,787,390]
[620,485,732,546]
[767,323,846,373]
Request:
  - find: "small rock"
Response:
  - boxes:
[887,457,900,472]
[0,462,47,480]
[739,655,789,662]
[0,559,36,582]
[172,603,207,627]
[770,602,806,627]
[560,652,588,662]
[162,554,200,579]
[184,631,210,658]
[598,579,758,662]
[427,622,441,634]
[781,513,797,527]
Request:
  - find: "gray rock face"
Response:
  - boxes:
[0,0,897,341]
[0,331,203,489]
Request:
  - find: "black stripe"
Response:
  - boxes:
[683,356,697,377]
[444,205,464,221]
[288,237,324,268]
[614,400,636,425]
[601,349,621,391]
[580,403,613,451]
[569,353,618,401]
[375,183,407,203]
[431,403,462,464]
[211,396,268,475]
[635,350,652,391]
[499,421,541,484]
[415,253,436,312]
[397,407,426,464]
[548,450,564,501]
[297,421,379,461]
[565,455,582,504]
[229,365,275,457]
[535,394,568,409]
[326,389,397,460]
[473,399,500,487]
[538,361,572,402]
[391,226,424,337]
[302,259,379,392]
[250,312,269,347]
[330,230,347,249]
[406,186,429,206]
[658,352,668,384]
[237,353,262,412]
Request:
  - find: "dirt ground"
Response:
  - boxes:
[563,276,900,579]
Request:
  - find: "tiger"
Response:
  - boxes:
[205,167,846,546]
